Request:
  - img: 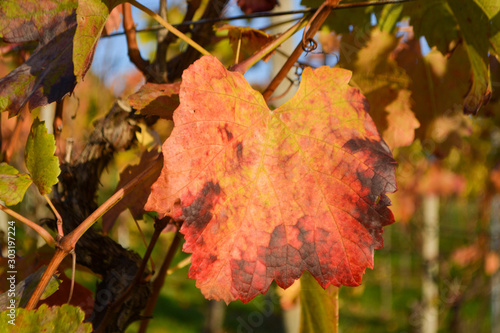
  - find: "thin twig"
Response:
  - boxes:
[129,0,211,56]
[67,250,76,304]
[96,216,170,333]
[262,3,334,101]
[44,194,64,238]
[231,16,310,74]
[67,155,163,248]
[122,3,156,80]
[166,255,191,275]
[102,0,415,38]
[26,156,163,311]
[0,204,55,247]
[138,227,183,333]
[26,248,67,309]
[133,215,156,272]
[3,106,28,163]
[154,0,169,81]
[53,100,64,161]
[235,32,242,65]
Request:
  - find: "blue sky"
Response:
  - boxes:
[90,1,430,95]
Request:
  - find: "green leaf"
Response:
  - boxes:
[404,0,458,54]
[1,304,92,333]
[25,118,61,195]
[473,0,500,54]
[0,163,32,206]
[0,0,78,116]
[301,0,379,35]
[0,266,61,311]
[378,3,403,34]
[73,0,126,81]
[299,271,338,333]
[405,0,498,114]
[447,0,493,114]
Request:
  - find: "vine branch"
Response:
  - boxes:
[0,204,55,247]
[103,0,415,39]
[129,0,211,56]
[138,226,183,333]
[262,1,336,101]
[25,155,163,310]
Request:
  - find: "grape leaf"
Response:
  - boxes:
[0,266,60,311]
[2,304,92,333]
[339,28,418,149]
[102,150,162,233]
[128,82,181,120]
[0,163,32,206]
[103,6,122,35]
[0,0,78,116]
[301,0,379,35]
[382,89,419,149]
[447,0,493,115]
[237,0,277,14]
[395,38,471,139]
[404,0,458,54]
[25,118,60,195]
[73,0,126,81]
[146,56,397,303]
[216,24,276,63]
[405,0,499,114]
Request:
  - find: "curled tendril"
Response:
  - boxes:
[301,38,318,53]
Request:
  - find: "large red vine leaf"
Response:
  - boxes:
[146,56,397,303]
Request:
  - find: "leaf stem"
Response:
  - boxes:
[167,254,191,275]
[44,194,64,238]
[67,250,76,304]
[103,0,416,38]
[26,247,67,309]
[25,155,163,311]
[67,155,163,248]
[129,0,211,56]
[262,3,334,101]
[230,16,310,74]
[95,216,170,333]
[0,204,55,247]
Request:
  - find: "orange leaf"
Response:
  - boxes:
[102,149,162,233]
[145,56,397,303]
[128,82,180,120]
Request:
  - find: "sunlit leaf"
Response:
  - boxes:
[25,118,60,195]
[2,304,92,332]
[339,28,418,148]
[395,38,471,139]
[405,0,499,114]
[128,82,181,120]
[302,0,379,35]
[73,0,126,81]
[216,24,276,63]
[102,150,162,233]
[146,56,396,303]
[0,0,78,116]
[0,163,32,206]
[0,266,60,311]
